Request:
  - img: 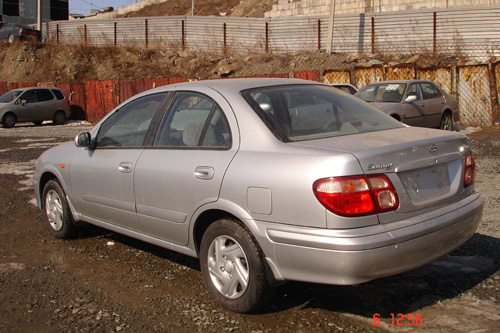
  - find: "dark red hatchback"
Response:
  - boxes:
[0,22,42,43]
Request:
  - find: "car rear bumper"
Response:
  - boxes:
[257,192,483,285]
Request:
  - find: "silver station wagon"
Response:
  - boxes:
[33,78,483,313]
[0,87,70,128]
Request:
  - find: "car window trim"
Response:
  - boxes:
[142,91,175,147]
[150,90,233,150]
[94,91,172,150]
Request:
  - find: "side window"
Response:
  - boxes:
[96,93,166,148]
[154,92,231,148]
[20,90,38,104]
[51,89,65,100]
[407,83,422,100]
[420,83,442,100]
[37,89,54,102]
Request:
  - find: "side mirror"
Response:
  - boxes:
[404,95,417,103]
[20,100,27,105]
[75,132,92,148]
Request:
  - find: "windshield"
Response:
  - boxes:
[241,84,403,142]
[355,83,407,103]
[0,90,22,103]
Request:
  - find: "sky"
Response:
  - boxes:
[69,0,142,15]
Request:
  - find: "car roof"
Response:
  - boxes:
[8,87,61,92]
[367,79,434,85]
[178,77,318,89]
[156,78,321,96]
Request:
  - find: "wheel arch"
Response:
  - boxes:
[192,209,246,255]
[391,113,401,121]
[442,108,453,119]
[38,172,59,209]
[440,109,454,130]
[2,111,17,123]
[190,201,284,285]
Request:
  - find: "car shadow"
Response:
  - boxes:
[76,223,201,271]
[262,233,499,316]
[74,224,498,317]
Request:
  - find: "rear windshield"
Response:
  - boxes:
[241,84,403,142]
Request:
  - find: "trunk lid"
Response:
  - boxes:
[292,127,471,218]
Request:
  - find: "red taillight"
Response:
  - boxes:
[464,152,475,187]
[313,175,399,217]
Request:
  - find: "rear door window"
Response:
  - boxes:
[154,92,232,148]
[37,89,54,102]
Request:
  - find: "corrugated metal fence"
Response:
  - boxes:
[45,7,500,58]
[2,64,499,126]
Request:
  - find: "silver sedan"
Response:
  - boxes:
[33,78,483,313]
[355,80,459,130]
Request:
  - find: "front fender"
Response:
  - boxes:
[33,142,78,208]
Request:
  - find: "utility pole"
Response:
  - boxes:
[327,0,335,53]
[37,0,42,32]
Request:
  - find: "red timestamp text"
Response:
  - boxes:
[372,313,423,326]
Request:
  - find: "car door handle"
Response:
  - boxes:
[118,162,133,173]
[194,166,214,180]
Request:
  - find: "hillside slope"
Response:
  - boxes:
[116,0,277,18]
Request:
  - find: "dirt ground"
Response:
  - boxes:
[0,122,499,332]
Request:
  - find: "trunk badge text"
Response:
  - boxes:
[430,144,438,154]
[367,163,393,171]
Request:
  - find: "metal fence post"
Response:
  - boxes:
[265,22,269,53]
[145,19,149,47]
[84,24,87,45]
[56,24,60,44]
[433,12,437,55]
[223,22,227,53]
[114,22,117,46]
[317,19,321,51]
[371,17,375,54]
[182,20,186,51]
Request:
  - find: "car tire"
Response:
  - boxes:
[53,111,66,125]
[199,218,274,313]
[42,179,76,239]
[2,113,16,128]
[8,34,15,43]
[440,113,453,131]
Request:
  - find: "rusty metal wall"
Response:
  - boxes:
[2,67,499,126]
[457,66,493,127]
[323,70,351,85]
[494,62,500,122]
[119,78,170,103]
[385,67,416,81]
[294,70,320,82]
[419,67,453,94]
[85,80,117,123]
[57,83,87,120]
[0,82,7,95]
[354,67,384,88]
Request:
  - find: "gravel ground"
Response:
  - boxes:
[0,122,499,332]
